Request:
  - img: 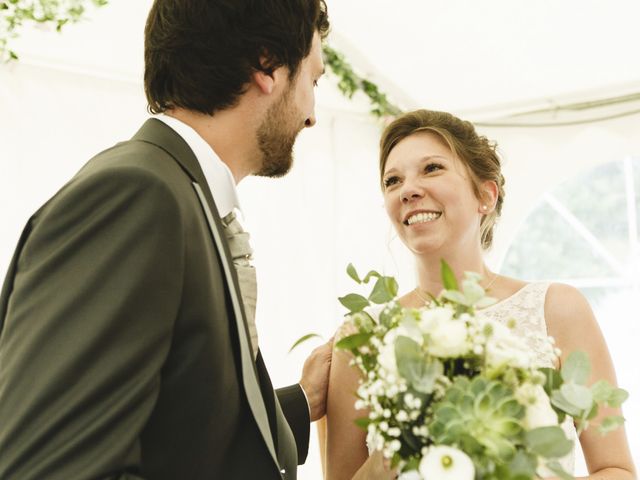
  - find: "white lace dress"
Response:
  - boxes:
[476,282,576,473]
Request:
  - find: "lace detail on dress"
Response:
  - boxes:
[477,283,555,368]
[477,282,576,474]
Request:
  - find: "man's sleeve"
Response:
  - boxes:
[276,384,311,464]
[0,165,184,480]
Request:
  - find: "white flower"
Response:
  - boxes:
[398,470,422,480]
[378,340,398,376]
[419,306,454,332]
[427,319,470,357]
[419,445,474,480]
[484,321,531,368]
[515,383,558,429]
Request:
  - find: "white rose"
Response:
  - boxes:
[427,320,470,357]
[485,322,531,368]
[419,445,474,480]
[419,306,454,333]
[516,383,558,429]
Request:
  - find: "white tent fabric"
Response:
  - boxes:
[1,1,639,476]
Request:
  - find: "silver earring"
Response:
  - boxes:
[482,205,488,211]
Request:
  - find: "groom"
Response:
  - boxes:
[0,1,331,479]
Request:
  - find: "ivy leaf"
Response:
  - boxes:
[440,259,458,291]
[561,351,590,384]
[338,293,369,313]
[288,333,323,353]
[346,263,361,283]
[525,426,574,458]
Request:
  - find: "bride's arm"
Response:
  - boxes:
[545,283,636,479]
[324,332,370,480]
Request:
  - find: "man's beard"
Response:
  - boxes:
[255,88,302,178]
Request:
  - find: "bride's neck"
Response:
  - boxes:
[415,254,488,296]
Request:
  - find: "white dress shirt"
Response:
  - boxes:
[155,114,240,219]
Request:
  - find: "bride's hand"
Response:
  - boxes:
[351,451,397,480]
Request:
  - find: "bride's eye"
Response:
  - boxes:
[383,176,400,188]
[424,163,444,173]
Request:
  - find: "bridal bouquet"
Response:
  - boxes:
[336,262,628,480]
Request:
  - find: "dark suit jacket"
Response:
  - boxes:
[0,119,309,479]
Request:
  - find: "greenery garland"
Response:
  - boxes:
[0,0,108,61]
[1,1,402,119]
[322,44,403,119]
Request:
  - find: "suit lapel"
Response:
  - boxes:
[131,119,281,471]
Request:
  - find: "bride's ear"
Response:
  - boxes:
[479,180,499,213]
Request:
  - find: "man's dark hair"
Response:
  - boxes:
[144,0,330,116]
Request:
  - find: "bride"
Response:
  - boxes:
[323,110,636,479]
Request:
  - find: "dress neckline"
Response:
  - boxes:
[478,282,535,312]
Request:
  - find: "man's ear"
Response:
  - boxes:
[253,68,276,95]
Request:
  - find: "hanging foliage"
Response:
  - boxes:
[0,0,109,61]
[0,1,404,120]
[322,44,403,119]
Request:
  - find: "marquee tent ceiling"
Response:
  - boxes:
[7,0,640,118]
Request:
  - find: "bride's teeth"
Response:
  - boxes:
[407,212,441,225]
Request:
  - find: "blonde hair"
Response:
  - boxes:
[379,109,505,249]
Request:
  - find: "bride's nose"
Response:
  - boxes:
[401,181,424,204]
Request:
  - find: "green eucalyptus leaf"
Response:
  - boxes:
[441,290,468,306]
[361,270,381,284]
[525,426,574,458]
[440,259,459,291]
[354,417,371,430]
[544,461,574,480]
[590,379,612,403]
[338,293,369,313]
[461,278,485,304]
[369,276,398,304]
[598,415,625,434]
[346,263,361,283]
[551,389,583,417]
[560,383,593,411]
[335,332,373,350]
[475,296,498,309]
[607,387,629,408]
[539,367,563,395]
[506,451,537,478]
[561,351,590,384]
[288,333,323,353]
[395,336,442,393]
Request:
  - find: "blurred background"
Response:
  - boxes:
[1,1,639,476]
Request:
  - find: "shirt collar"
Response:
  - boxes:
[155,114,240,219]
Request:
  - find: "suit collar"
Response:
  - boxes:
[131,118,286,475]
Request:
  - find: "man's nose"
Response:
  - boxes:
[304,113,316,128]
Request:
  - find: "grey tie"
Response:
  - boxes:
[221,210,259,359]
